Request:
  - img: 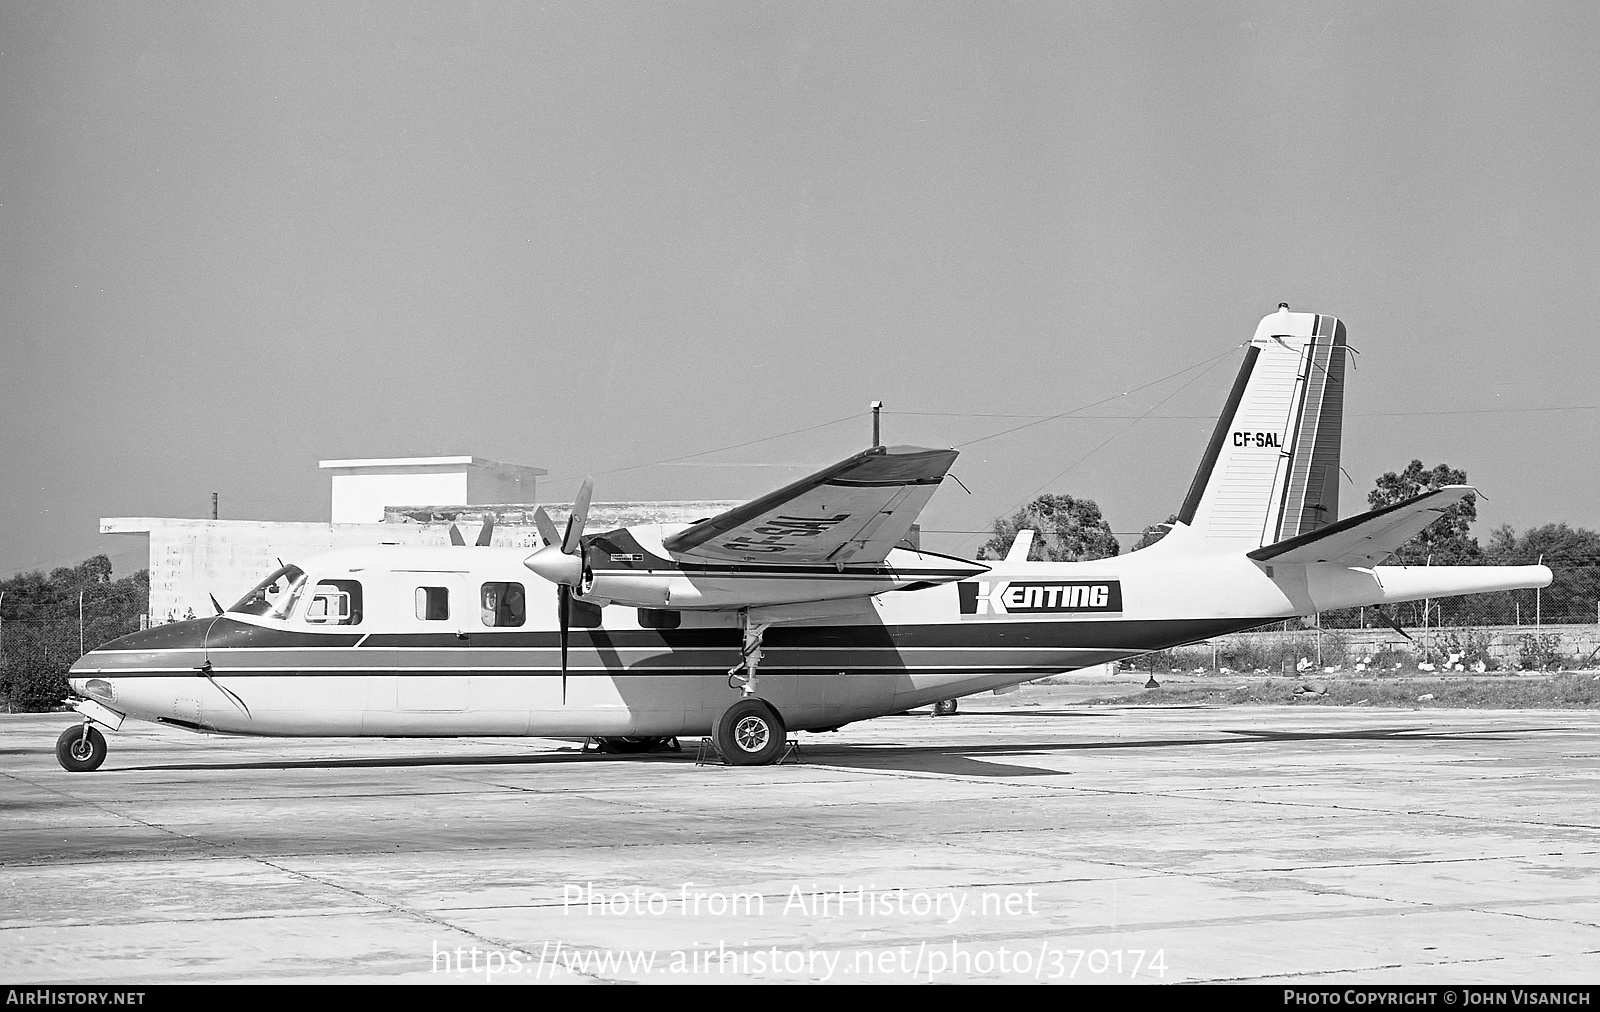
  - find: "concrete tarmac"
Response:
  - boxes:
[1,690,1597,984]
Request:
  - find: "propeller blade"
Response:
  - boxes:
[448,523,466,547]
[475,514,495,547]
[562,476,594,555]
[533,507,560,549]
[557,584,571,703]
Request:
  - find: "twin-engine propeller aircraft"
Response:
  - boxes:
[60,307,1552,770]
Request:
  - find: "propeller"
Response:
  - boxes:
[526,477,595,702]
[448,513,496,547]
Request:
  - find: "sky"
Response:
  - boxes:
[3,1,1599,578]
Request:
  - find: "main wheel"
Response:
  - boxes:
[713,698,786,766]
[932,699,959,716]
[601,736,667,754]
[56,725,107,772]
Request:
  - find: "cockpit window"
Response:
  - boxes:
[306,580,363,626]
[229,565,309,619]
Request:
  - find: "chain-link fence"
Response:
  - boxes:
[0,615,142,712]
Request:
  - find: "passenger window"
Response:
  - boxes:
[415,586,449,621]
[480,582,526,628]
[307,580,363,625]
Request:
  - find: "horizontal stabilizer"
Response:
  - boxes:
[1248,486,1474,566]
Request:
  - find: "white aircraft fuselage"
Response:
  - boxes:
[62,307,1553,767]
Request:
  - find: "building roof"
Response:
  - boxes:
[318,456,546,474]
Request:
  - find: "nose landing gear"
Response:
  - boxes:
[56,724,107,772]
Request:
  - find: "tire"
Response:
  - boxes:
[601,736,667,754]
[932,699,959,716]
[56,725,107,773]
[713,698,786,766]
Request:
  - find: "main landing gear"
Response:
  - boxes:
[56,723,107,772]
[717,614,789,766]
[713,697,787,766]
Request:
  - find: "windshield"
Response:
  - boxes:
[229,564,309,619]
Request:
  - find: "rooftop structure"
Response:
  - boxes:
[319,456,546,524]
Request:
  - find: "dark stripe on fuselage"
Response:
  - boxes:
[92,618,366,652]
[91,616,1272,656]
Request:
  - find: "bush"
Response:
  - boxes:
[1431,627,1498,670]
[1516,633,1568,671]
[0,623,76,711]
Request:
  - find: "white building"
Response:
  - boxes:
[321,456,546,524]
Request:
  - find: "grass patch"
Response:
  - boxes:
[1086,672,1600,709]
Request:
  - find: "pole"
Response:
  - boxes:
[78,589,85,658]
[870,401,882,448]
[1424,553,1432,662]
[1536,553,1543,627]
[212,492,219,520]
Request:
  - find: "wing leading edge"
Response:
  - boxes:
[662,445,958,566]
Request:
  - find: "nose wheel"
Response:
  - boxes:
[56,724,107,772]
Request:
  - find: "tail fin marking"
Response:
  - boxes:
[1175,309,1348,548]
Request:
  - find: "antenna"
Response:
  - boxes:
[870,401,882,448]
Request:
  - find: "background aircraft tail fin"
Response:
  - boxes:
[1164,307,1347,551]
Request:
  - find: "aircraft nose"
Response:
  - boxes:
[524,544,583,587]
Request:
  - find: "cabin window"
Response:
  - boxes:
[415,586,449,621]
[480,582,526,628]
[307,580,363,625]
[570,599,604,628]
[638,608,680,629]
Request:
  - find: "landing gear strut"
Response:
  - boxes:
[56,723,107,772]
[718,614,787,764]
[727,614,771,697]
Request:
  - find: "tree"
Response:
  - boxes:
[1483,522,1600,624]
[0,557,148,712]
[1368,460,1481,565]
[978,494,1120,562]
[1132,513,1180,552]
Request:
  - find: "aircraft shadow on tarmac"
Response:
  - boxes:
[109,725,1552,778]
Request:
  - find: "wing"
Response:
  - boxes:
[1247,486,1474,566]
[661,445,958,565]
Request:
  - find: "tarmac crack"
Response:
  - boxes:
[0,772,612,980]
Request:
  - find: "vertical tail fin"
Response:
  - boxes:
[1169,307,1347,550]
